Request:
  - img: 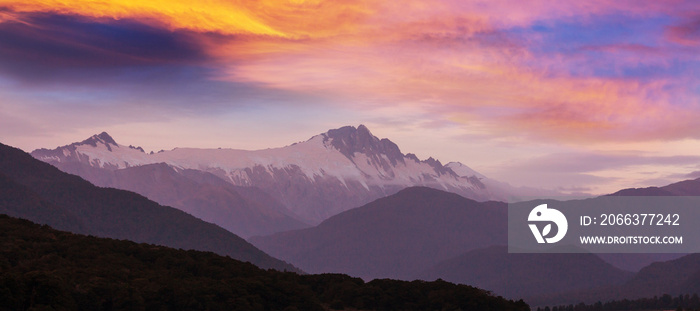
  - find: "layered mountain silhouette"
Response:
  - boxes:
[23,126,700,306]
[417,245,632,300]
[0,142,297,272]
[530,252,700,306]
[520,178,700,305]
[250,187,508,280]
[594,179,700,271]
[623,253,700,300]
[31,125,555,226]
[250,187,644,302]
[611,177,700,196]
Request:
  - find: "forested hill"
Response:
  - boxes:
[0,214,529,311]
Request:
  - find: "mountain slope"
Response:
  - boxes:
[532,253,700,306]
[611,177,700,196]
[81,162,308,238]
[32,125,516,224]
[417,245,633,301]
[516,177,700,305]
[0,142,297,271]
[250,187,507,280]
[600,179,700,271]
[627,253,700,298]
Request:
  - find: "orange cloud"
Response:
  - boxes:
[2,0,381,38]
[5,0,285,35]
[223,24,700,143]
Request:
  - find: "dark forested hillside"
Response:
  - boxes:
[0,214,530,311]
[541,294,700,311]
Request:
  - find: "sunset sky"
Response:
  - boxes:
[1,0,700,194]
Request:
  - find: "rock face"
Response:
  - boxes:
[31,125,520,225]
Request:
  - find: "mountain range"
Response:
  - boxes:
[252,184,700,305]
[31,125,556,230]
[0,142,296,272]
[17,125,700,307]
[249,187,637,302]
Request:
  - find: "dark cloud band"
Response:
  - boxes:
[0,11,210,82]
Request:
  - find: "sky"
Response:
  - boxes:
[1,0,700,194]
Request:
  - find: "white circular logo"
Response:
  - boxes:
[528,204,568,244]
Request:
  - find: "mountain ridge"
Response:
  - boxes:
[31,125,555,224]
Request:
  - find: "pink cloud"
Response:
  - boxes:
[666,16,700,46]
[5,0,700,146]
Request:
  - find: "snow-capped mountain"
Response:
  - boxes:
[32,125,518,224]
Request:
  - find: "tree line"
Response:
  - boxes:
[538,294,700,311]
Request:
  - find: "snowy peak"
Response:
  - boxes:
[323,125,404,168]
[80,132,118,150]
[79,132,145,153]
[31,132,150,169]
[319,125,459,178]
[314,125,466,185]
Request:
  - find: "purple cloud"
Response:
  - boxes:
[0,11,214,83]
[666,15,700,46]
